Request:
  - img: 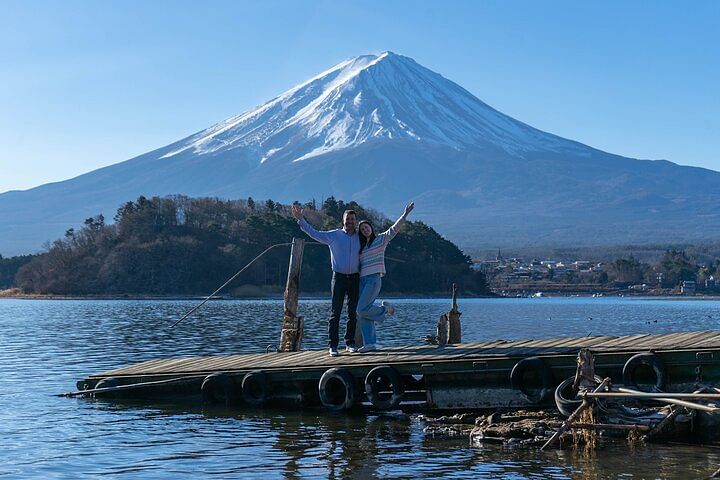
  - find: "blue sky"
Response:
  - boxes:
[0,0,718,193]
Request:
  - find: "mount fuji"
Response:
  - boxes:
[1,52,719,255]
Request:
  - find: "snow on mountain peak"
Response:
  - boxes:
[161,52,583,163]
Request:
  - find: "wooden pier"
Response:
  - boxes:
[76,330,720,412]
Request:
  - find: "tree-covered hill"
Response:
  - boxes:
[14,196,489,296]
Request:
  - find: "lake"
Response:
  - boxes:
[1,297,719,479]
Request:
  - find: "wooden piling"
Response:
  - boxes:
[448,283,462,344]
[437,284,461,346]
[574,348,596,391]
[279,237,305,352]
[437,314,449,346]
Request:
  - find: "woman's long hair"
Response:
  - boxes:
[358,220,376,253]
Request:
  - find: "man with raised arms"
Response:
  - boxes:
[292,204,360,357]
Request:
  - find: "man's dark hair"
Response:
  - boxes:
[343,209,356,217]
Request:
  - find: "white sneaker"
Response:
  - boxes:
[357,344,377,353]
[329,346,339,357]
[381,301,395,316]
[346,345,358,353]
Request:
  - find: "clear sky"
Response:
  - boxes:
[1,0,718,193]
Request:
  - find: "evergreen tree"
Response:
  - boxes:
[15,196,489,296]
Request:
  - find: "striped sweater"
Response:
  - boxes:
[359,226,399,277]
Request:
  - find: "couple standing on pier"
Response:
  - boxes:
[291,202,414,356]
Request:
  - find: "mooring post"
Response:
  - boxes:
[437,283,462,345]
[448,283,462,344]
[437,313,449,346]
[279,237,305,352]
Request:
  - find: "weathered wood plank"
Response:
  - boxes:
[89,331,720,380]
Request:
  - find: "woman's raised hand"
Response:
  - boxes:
[291,204,304,220]
[403,202,415,218]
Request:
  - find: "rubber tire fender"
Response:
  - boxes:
[201,373,237,407]
[622,352,666,392]
[318,368,356,411]
[241,371,268,407]
[364,365,404,410]
[510,356,555,404]
[554,375,604,417]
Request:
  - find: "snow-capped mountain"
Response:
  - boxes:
[160,52,583,163]
[1,52,719,255]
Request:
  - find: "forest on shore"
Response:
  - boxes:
[3,196,489,296]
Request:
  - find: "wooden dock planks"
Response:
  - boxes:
[89,330,720,379]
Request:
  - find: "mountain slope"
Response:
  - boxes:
[1,52,719,255]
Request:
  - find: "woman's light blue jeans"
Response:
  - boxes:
[357,273,386,345]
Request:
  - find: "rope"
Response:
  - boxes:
[169,237,392,329]
[55,375,207,397]
[170,242,292,328]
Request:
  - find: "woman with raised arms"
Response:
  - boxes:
[355,202,414,353]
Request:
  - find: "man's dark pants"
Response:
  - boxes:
[329,272,359,348]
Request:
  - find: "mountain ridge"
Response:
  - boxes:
[1,52,719,256]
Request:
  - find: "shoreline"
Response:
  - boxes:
[1,290,718,301]
[0,290,496,301]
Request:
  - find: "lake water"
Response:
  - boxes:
[1,297,720,479]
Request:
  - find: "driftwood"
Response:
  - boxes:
[541,377,611,450]
[569,423,651,431]
[642,407,680,441]
[279,238,305,352]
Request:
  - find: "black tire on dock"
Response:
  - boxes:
[554,375,604,416]
[201,373,237,407]
[93,377,120,398]
[510,356,555,404]
[241,371,268,407]
[318,368,355,411]
[364,366,404,410]
[622,352,666,392]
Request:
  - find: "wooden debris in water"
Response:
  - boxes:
[573,406,597,449]
[468,410,563,447]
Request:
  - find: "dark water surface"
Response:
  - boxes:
[2,297,720,479]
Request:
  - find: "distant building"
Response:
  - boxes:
[681,280,696,295]
[706,276,716,290]
[572,261,591,271]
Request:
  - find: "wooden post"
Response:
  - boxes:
[448,283,462,344]
[437,314,449,346]
[573,348,596,391]
[279,238,305,352]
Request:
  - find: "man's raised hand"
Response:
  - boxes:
[291,204,304,220]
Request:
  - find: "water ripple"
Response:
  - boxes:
[1,297,720,478]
